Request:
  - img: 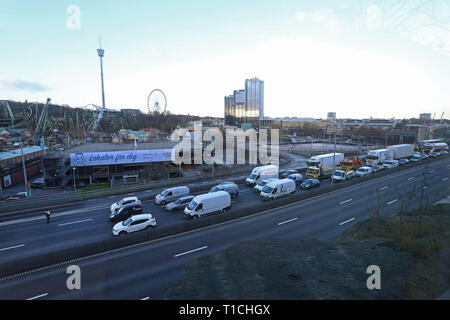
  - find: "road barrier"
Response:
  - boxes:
[0,159,302,216]
[0,156,447,278]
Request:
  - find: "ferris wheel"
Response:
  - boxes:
[147,89,167,114]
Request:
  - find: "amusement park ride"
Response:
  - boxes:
[0,99,103,141]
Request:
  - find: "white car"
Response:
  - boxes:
[110,197,141,214]
[112,214,156,236]
[383,160,399,169]
[253,178,278,193]
[332,170,355,182]
[356,166,373,177]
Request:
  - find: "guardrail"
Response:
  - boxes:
[0,155,447,278]
[0,158,301,215]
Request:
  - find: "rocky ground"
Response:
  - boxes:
[166,201,450,300]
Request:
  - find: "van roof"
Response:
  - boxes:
[121,197,139,202]
[194,191,230,201]
[166,186,189,191]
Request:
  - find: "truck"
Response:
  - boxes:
[305,153,344,180]
[365,149,394,166]
[387,144,414,160]
[245,165,279,186]
[340,157,364,171]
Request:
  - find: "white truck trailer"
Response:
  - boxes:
[305,153,344,180]
[387,144,414,160]
[365,149,394,166]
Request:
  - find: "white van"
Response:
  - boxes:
[155,186,190,205]
[246,165,279,186]
[184,191,231,219]
[260,179,296,201]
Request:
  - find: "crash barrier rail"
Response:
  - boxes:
[1,155,447,278]
[0,158,298,216]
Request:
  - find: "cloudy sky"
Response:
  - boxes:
[1,0,450,119]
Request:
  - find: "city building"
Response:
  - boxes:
[419,113,432,121]
[327,112,336,122]
[224,78,264,129]
[0,146,45,190]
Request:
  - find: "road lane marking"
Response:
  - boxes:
[443,178,448,182]
[108,196,115,199]
[339,218,356,226]
[387,199,398,205]
[379,186,389,191]
[174,246,208,258]
[339,199,353,205]
[58,219,93,227]
[26,293,48,300]
[127,193,135,196]
[145,190,153,193]
[429,170,434,173]
[140,297,150,300]
[0,244,25,252]
[408,177,415,181]
[278,218,298,226]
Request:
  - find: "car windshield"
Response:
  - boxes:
[117,199,124,206]
[160,190,169,196]
[187,200,197,210]
[210,186,221,192]
[249,174,257,179]
[334,171,345,177]
[174,198,182,204]
[257,180,267,186]
[262,186,273,194]
[366,155,378,160]
[304,180,313,185]
[122,218,132,226]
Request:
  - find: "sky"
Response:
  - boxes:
[1,0,450,120]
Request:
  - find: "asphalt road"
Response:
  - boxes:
[0,157,448,299]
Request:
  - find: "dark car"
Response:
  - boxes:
[287,173,304,185]
[165,195,195,211]
[300,179,320,190]
[371,165,384,173]
[439,150,449,156]
[429,152,439,158]
[280,170,298,179]
[0,192,9,201]
[210,183,239,198]
[109,203,143,223]
[30,177,45,189]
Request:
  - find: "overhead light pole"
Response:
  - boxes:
[73,167,77,191]
[14,142,29,197]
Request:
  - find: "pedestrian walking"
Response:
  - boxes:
[45,209,51,224]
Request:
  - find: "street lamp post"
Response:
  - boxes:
[73,167,77,191]
[14,143,28,197]
[332,122,338,184]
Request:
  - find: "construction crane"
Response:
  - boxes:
[441,112,445,124]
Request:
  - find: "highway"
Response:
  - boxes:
[0,157,448,299]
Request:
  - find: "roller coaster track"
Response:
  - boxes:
[0,101,33,129]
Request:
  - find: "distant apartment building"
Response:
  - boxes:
[419,113,432,121]
[327,112,336,122]
[224,78,264,128]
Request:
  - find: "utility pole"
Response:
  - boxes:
[331,122,337,184]
[14,143,29,197]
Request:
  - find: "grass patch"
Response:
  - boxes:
[81,183,111,192]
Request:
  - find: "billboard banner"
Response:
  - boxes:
[70,149,174,167]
